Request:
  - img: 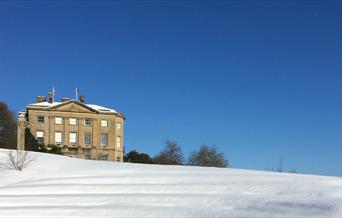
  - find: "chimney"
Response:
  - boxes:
[61,97,71,102]
[36,96,46,103]
[47,92,53,103]
[79,95,85,103]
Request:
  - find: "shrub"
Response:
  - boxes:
[124,150,153,164]
[0,150,34,171]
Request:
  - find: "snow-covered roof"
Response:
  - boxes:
[28,101,117,113]
[28,101,61,107]
[86,104,116,113]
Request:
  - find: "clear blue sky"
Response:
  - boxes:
[0,1,341,176]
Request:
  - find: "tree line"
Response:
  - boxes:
[1,101,298,172]
[125,140,229,168]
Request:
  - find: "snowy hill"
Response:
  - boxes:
[0,149,341,217]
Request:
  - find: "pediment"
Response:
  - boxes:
[51,101,97,113]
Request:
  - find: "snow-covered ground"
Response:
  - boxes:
[0,149,341,217]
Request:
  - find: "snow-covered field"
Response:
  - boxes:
[0,149,341,217]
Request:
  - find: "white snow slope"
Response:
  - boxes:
[0,149,341,218]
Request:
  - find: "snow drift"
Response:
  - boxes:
[0,149,341,217]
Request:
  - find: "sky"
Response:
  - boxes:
[0,0,341,177]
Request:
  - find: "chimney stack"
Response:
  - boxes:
[36,96,46,103]
[47,92,53,103]
[61,97,71,102]
[79,95,85,103]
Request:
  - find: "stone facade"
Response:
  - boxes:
[17,98,125,162]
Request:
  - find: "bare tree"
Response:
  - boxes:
[188,144,229,168]
[154,140,184,165]
[266,159,299,174]
[288,168,298,174]
[0,150,34,171]
[276,158,284,173]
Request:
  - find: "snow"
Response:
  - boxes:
[86,104,116,113]
[0,149,341,218]
[28,101,61,107]
[28,101,116,113]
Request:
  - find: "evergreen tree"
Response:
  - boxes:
[124,150,153,164]
[0,101,17,149]
[25,127,62,155]
[25,127,39,151]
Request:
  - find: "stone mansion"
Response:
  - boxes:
[17,93,125,162]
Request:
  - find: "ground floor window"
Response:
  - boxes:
[100,155,108,161]
[116,156,121,162]
[55,132,62,145]
[36,131,44,144]
[84,154,91,160]
[69,132,77,144]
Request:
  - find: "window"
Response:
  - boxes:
[69,132,77,144]
[101,133,108,147]
[55,132,62,144]
[100,155,108,161]
[116,136,121,148]
[69,118,77,125]
[84,118,92,125]
[37,116,44,123]
[117,122,121,129]
[84,132,91,145]
[36,131,44,144]
[55,117,62,124]
[101,120,108,127]
[84,154,91,160]
[116,156,121,162]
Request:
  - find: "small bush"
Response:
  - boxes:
[124,150,153,164]
[0,150,34,171]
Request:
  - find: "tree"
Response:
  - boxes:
[124,150,153,164]
[266,159,299,173]
[0,102,17,149]
[44,144,63,155]
[154,140,184,165]
[188,144,229,168]
[24,127,62,155]
[288,168,298,174]
[25,127,39,151]
[0,149,34,171]
[31,143,62,155]
[276,158,284,173]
